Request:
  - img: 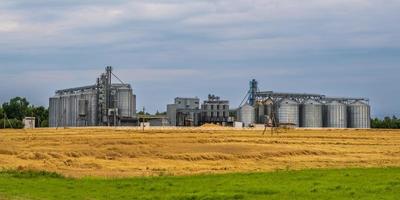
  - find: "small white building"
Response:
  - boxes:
[23,117,35,129]
[234,121,244,128]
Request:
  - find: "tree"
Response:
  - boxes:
[138,111,151,115]
[2,97,30,120]
[0,97,50,128]
[371,116,400,129]
[27,106,49,127]
[0,119,23,129]
[155,110,167,116]
[40,120,49,128]
[0,106,3,119]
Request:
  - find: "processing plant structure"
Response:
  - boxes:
[48,68,370,129]
[49,67,136,127]
[166,95,230,126]
[238,79,371,128]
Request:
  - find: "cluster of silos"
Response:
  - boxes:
[253,99,370,128]
[49,89,98,127]
[49,84,136,127]
[323,100,371,128]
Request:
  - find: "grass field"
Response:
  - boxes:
[0,168,399,200]
[0,128,399,177]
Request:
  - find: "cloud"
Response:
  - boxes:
[0,0,399,117]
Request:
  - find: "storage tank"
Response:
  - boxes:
[255,103,265,124]
[300,99,323,128]
[324,101,347,128]
[264,99,274,123]
[277,98,299,127]
[117,86,135,118]
[49,97,59,127]
[348,101,370,128]
[238,104,255,127]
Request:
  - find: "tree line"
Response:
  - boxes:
[0,97,49,129]
[371,116,400,129]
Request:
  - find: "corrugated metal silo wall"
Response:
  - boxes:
[49,97,59,127]
[347,102,371,128]
[89,92,98,125]
[239,105,255,126]
[277,99,299,127]
[132,94,136,115]
[117,87,135,118]
[49,90,97,127]
[300,100,323,128]
[255,104,264,123]
[78,91,97,126]
[324,102,347,128]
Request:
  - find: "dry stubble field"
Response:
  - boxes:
[0,127,399,178]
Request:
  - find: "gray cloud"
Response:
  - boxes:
[0,0,399,117]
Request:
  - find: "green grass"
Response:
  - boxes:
[0,168,399,200]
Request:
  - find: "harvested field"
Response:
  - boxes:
[0,128,399,178]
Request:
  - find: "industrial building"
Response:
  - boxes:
[167,97,201,126]
[166,95,230,126]
[48,67,370,129]
[237,79,371,128]
[49,67,137,127]
[200,95,230,125]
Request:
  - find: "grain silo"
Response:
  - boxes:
[238,104,255,127]
[255,103,265,124]
[49,67,137,127]
[324,101,347,128]
[347,101,371,128]
[276,98,299,127]
[300,99,323,128]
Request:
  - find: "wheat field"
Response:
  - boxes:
[0,127,399,178]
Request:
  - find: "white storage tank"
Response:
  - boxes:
[300,99,323,128]
[277,98,299,127]
[238,104,255,127]
[347,101,371,128]
[117,86,135,118]
[324,101,347,128]
[255,103,265,124]
[262,99,274,124]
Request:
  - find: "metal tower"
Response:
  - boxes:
[248,79,258,106]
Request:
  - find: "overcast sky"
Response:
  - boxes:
[0,0,399,117]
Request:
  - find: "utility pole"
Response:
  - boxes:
[142,106,145,132]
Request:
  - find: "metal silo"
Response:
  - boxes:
[348,101,371,128]
[300,99,323,128]
[324,101,347,128]
[255,103,265,124]
[49,97,59,127]
[117,86,135,118]
[238,104,255,127]
[264,99,274,123]
[277,98,299,127]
